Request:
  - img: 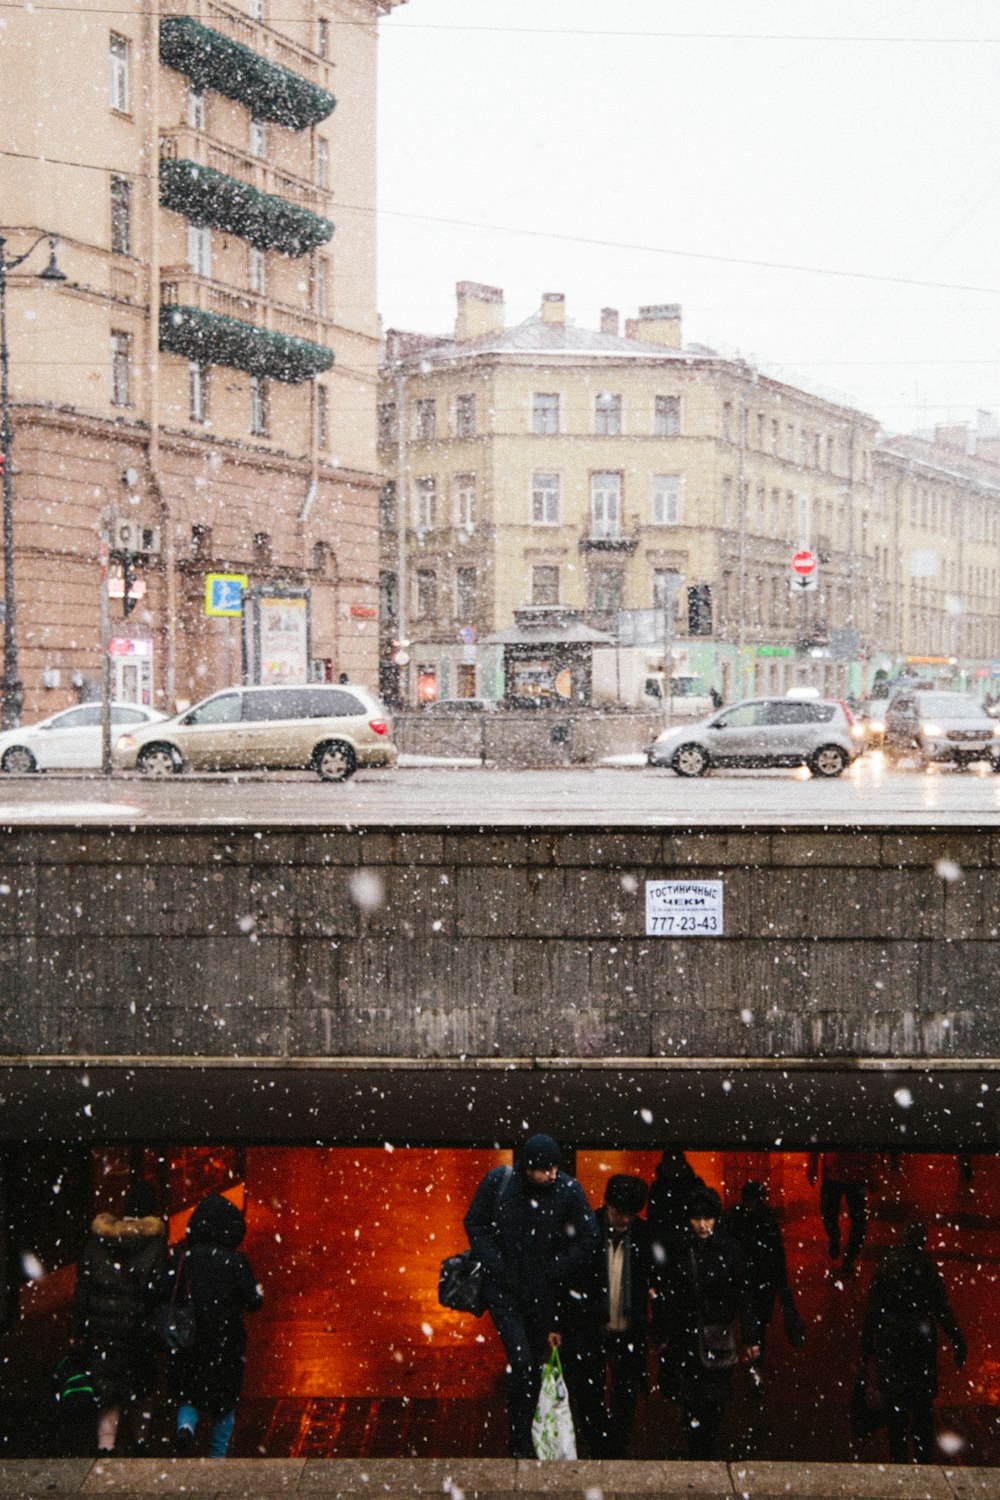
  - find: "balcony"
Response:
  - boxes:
[159,155,333,257]
[577,533,639,554]
[160,274,334,381]
[160,15,335,131]
[160,126,327,218]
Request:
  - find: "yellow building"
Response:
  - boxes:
[378,284,884,705]
[0,0,403,719]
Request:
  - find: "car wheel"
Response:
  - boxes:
[672,743,709,778]
[137,744,182,777]
[1,745,37,774]
[810,744,847,778]
[314,740,357,782]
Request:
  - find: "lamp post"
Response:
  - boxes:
[0,232,66,728]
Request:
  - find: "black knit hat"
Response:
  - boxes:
[688,1185,722,1220]
[123,1181,158,1219]
[605,1174,648,1215]
[522,1134,561,1171]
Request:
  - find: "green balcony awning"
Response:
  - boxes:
[160,303,334,383]
[160,15,336,130]
[160,158,333,257]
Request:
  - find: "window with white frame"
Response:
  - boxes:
[532,565,559,606]
[456,566,477,620]
[652,568,683,612]
[315,15,329,54]
[250,375,269,435]
[188,361,208,423]
[249,118,267,159]
[594,392,622,436]
[453,473,475,529]
[187,223,211,278]
[248,0,264,19]
[454,393,476,438]
[532,392,559,435]
[316,385,329,449]
[315,138,329,189]
[187,87,205,129]
[590,472,622,538]
[654,394,680,436]
[414,399,436,441]
[249,245,266,295]
[416,569,437,618]
[652,474,683,526]
[531,472,560,525]
[414,476,436,530]
[109,33,129,112]
[110,331,131,406]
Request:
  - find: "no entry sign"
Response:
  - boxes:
[792,549,817,576]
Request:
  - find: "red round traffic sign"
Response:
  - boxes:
[792,549,817,576]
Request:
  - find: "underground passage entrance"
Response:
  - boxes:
[2,1144,999,1464]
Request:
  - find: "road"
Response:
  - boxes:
[1,754,1000,824]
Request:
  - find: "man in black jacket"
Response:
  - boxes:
[564,1174,651,1457]
[464,1135,598,1457]
[722,1180,796,1366]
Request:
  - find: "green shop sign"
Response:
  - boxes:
[757,646,793,657]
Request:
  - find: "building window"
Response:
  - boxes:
[532,392,559,435]
[590,566,622,616]
[109,33,129,112]
[414,399,436,441]
[756,412,765,447]
[654,394,680,436]
[248,0,264,19]
[188,223,211,278]
[771,417,780,455]
[315,137,329,189]
[414,476,436,530]
[653,568,682,612]
[110,331,131,406]
[786,423,795,459]
[455,393,476,438]
[532,565,559,606]
[379,482,397,532]
[253,531,271,566]
[590,472,622,538]
[377,402,397,444]
[250,375,269,435]
[721,476,733,528]
[191,523,212,559]
[594,392,622,436]
[316,385,329,449]
[456,566,477,620]
[453,473,475,529]
[313,256,328,318]
[249,118,267,159]
[416,569,437,619]
[110,176,131,254]
[652,474,683,526]
[249,245,266,294]
[531,472,560,525]
[688,583,713,636]
[315,15,329,54]
[797,492,810,545]
[187,87,205,129]
[188,361,208,422]
[721,400,733,443]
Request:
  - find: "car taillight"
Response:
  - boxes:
[369,719,388,735]
[838,700,854,724]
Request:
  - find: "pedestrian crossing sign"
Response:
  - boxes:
[205,573,248,617]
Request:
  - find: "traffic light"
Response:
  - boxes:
[122,549,136,617]
[687,583,713,637]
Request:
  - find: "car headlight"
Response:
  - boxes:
[871,720,884,734]
[115,735,137,751]
[922,722,942,737]
[992,723,1000,736]
[851,724,865,739]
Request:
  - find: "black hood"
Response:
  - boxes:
[186,1192,247,1248]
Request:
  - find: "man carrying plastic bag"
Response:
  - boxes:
[531,1345,577,1460]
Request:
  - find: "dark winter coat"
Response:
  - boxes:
[464,1165,598,1329]
[566,1207,651,1377]
[646,1160,706,1258]
[169,1194,262,1415]
[721,1202,788,1302]
[860,1246,964,1406]
[654,1226,760,1402]
[70,1211,167,1408]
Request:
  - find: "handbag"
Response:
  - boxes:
[439,1166,513,1318]
[531,1345,577,1461]
[849,1372,887,1438]
[149,1248,196,1353]
[690,1248,740,1370]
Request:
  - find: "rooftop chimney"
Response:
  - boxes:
[600,307,619,337]
[628,303,682,348]
[454,281,504,342]
[541,292,566,325]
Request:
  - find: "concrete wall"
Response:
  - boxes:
[394,710,662,765]
[2,823,999,1063]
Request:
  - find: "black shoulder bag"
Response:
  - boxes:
[690,1246,740,1370]
[149,1248,196,1353]
[439,1166,513,1317]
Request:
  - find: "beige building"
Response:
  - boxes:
[379,284,884,705]
[1,0,403,719]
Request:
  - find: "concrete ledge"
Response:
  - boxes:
[0,1460,989,1500]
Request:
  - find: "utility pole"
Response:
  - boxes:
[395,359,409,705]
[99,518,112,775]
[736,365,757,700]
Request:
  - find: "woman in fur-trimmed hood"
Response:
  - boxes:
[70,1181,167,1455]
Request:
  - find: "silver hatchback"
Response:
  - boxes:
[647,695,861,778]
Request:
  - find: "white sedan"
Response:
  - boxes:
[0,703,167,772]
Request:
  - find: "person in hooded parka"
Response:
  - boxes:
[169,1192,262,1458]
[859,1220,965,1463]
[70,1180,167,1455]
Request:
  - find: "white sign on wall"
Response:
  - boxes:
[645,879,724,936]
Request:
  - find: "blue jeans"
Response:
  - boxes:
[177,1402,236,1459]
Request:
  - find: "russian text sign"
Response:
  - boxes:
[646,879,724,936]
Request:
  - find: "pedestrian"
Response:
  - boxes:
[807,1151,874,1275]
[69,1180,167,1456]
[653,1185,760,1460]
[858,1220,965,1464]
[170,1192,262,1458]
[722,1180,799,1368]
[646,1151,706,1262]
[463,1134,598,1457]
[564,1173,651,1457]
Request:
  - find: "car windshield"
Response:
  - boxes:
[918,694,988,720]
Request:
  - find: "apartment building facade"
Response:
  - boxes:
[1,0,402,718]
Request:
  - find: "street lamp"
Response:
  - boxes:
[0,232,66,728]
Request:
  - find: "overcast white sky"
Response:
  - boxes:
[376,0,1000,433]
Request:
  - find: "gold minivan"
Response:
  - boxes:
[113,683,396,781]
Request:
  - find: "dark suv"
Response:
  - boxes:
[883,691,1000,770]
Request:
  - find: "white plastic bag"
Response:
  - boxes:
[531,1345,577,1460]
